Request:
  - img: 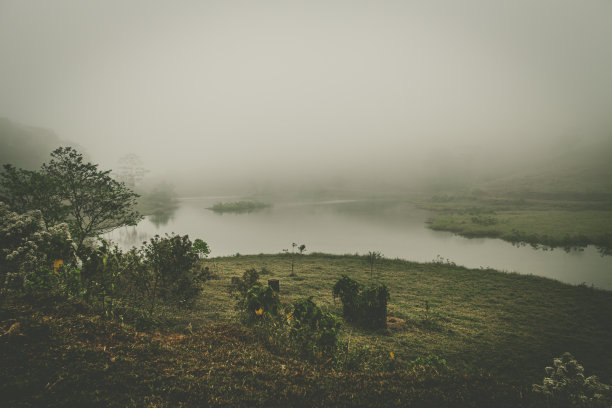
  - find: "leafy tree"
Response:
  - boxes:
[42,147,141,246]
[191,238,211,259]
[0,164,67,226]
[1,147,141,246]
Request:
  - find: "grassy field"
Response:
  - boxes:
[427,209,612,252]
[202,253,612,383]
[2,253,612,406]
[418,192,612,253]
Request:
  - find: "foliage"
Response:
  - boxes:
[287,297,339,360]
[358,284,390,329]
[137,234,204,314]
[191,238,210,259]
[0,203,76,295]
[243,284,280,323]
[532,352,612,407]
[1,147,141,246]
[78,239,138,316]
[333,275,389,329]
[0,164,67,226]
[228,268,261,303]
[332,275,362,320]
[42,147,141,245]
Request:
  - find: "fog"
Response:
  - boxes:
[1,0,611,194]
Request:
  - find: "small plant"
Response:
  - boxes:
[532,352,612,407]
[283,242,305,277]
[228,268,261,301]
[366,251,382,279]
[243,284,280,324]
[332,275,390,329]
[288,297,339,360]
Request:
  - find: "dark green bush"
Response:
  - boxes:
[228,268,260,301]
[332,275,390,329]
[136,234,205,314]
[288,297,339,360]
[332,275,362,321]
[243,284,280,323]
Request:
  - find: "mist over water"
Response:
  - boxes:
[2,1,612,288]
[108,198,612,290]
[1,0,611,192]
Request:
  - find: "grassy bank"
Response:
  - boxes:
[2,253,612,406]
[419,192,612,253]
[427,210,612,253]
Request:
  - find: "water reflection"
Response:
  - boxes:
[149,210,175,227]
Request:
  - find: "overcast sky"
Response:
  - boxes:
[1,0,611,187]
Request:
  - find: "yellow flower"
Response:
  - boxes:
[53,259,64,275]
[255,307,263,316]
[389,351,395,360]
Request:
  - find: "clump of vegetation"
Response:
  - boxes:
[134,234,209,314]
[208,201,271,213]
[228,268,262,301]
[532,352,612,407]
[243,284,281,323]
[287,297,340,360]
[0,203,80,298]
[333,275,390,329]
[1,147,141,246]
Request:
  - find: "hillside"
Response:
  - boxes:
[0,118,84,170]
[2,253,611,407]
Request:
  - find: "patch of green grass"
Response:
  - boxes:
[2,253,611,406]
[202,253,612,387]
[427,210,612,252]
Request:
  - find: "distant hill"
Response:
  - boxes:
[0,118,83,170]
[481,136,612,196]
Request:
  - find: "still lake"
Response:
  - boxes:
[107,197,612,290]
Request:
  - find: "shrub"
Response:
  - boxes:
[228,268,261,302]
[137,234,204,314]
[0,203,78,296]
[79,239,132,314]
[333,275,390,329]
[532,352,612,407]
[288,297,339,360]
[358,284,390,329]
[243,284,280,323]
[332,275,362,321]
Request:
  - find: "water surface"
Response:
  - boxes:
[107,198,612,290]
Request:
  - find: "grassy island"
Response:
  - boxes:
[208,200,271,213]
